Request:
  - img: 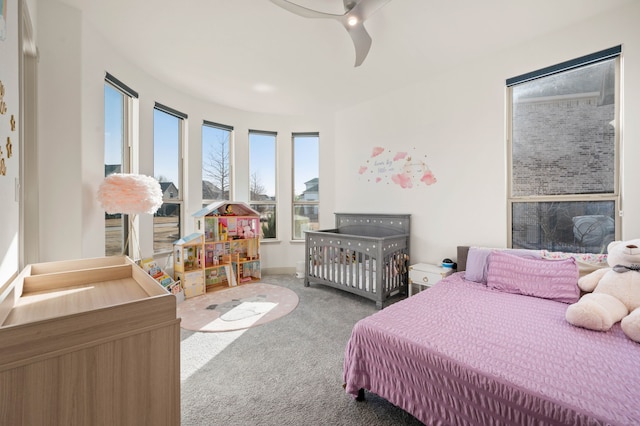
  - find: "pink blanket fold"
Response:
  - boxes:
[343,272,640,425]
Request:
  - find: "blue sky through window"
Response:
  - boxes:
[154,108,180,185]
[104,85,124,169]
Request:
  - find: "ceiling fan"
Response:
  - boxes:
[270,0,392,67]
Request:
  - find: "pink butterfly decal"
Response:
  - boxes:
[375,177,382,183]
[393,152,407,161]
[421,171,437,185]
[391,173,413,189]
[358,166,368,175]
[371,147,385,157]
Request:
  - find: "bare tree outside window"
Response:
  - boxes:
[249,130,277,239]
[202,123,231,202]
[250,172,266,200]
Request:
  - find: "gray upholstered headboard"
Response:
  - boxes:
[457,246,470,272]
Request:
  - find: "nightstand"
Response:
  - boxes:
[408,263,453,296]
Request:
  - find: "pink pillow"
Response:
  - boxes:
[486,251,579,303]
[465,247,543,284]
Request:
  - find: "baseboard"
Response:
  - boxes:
[262,267,296,276]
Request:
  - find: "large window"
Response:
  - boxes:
[507,46,621,253]
[104,73,136,256]
[202,121,232,204]
[249,130,277,239]
[292,132,319,240]
[153,103,186,254]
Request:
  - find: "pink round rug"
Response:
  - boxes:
[177,283,299,332]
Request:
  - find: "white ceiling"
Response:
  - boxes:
[58,0,633,116]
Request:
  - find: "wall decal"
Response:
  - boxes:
[0,78,11,177]
[0,80,6,114]
[359,146,437,189]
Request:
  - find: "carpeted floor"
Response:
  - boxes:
[180,274,424,425]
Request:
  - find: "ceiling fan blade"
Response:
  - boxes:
[348,0,391,21]
[272,0,391,67]
[269,0,343,19]
[345,22,372,67]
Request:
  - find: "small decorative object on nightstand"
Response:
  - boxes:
[408,263,453,296]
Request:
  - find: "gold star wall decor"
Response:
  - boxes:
[0,80,6,115]
[0,79,13,177]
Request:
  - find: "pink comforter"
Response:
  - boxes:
[343,272,640,425]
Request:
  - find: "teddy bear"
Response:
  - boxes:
[565,239,640,342]
[242,225,255,239]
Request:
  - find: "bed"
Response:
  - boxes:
[305,213,410,309]
[343,246,640,425]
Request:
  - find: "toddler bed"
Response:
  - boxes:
[305,213,410,308]
[343,246,640,425]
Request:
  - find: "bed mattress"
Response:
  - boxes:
[343,272,640,425]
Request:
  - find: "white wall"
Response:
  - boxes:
[36,0,335,271]
[0,0,20,287]
[29,0,640,272]
[334,2,640,266]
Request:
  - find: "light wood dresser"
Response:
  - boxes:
[0,256,180,425]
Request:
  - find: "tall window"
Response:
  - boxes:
[153,103,186,254]
[249,130,277,239]
[292,132,319,240]
[202,121,232,204]
[104,73,136,256]
[507,46,621,253]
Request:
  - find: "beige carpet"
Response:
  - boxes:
[177,282,299,332]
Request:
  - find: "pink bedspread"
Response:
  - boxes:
[343,272,640,425]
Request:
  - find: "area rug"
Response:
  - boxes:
[177,282,299,332]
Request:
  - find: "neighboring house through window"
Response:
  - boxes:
[153,103,187,254]
[292,132,319,240]
[507,46,621,253]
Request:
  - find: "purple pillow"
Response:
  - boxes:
[465,247,542,284]
[486,251,579,304]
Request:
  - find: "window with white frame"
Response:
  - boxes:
[104,73,136,256]
[249,130,277,239]
[202,121,232,205]
[153,103,186,254]
[292,132,319,240]
[507,46,621,253]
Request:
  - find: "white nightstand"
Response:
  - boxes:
[408,263,453,296]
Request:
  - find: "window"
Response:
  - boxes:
[104,73,136,256]
[153,103,187,254]
[292,132,319,240]
[507,46,621,253]
[202,121,232,204]
[249,130,277,239]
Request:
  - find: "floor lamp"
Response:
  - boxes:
[97,173,163,260]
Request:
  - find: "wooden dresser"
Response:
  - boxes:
[0,256,180,425]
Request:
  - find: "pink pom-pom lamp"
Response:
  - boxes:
[97,173,163,258]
